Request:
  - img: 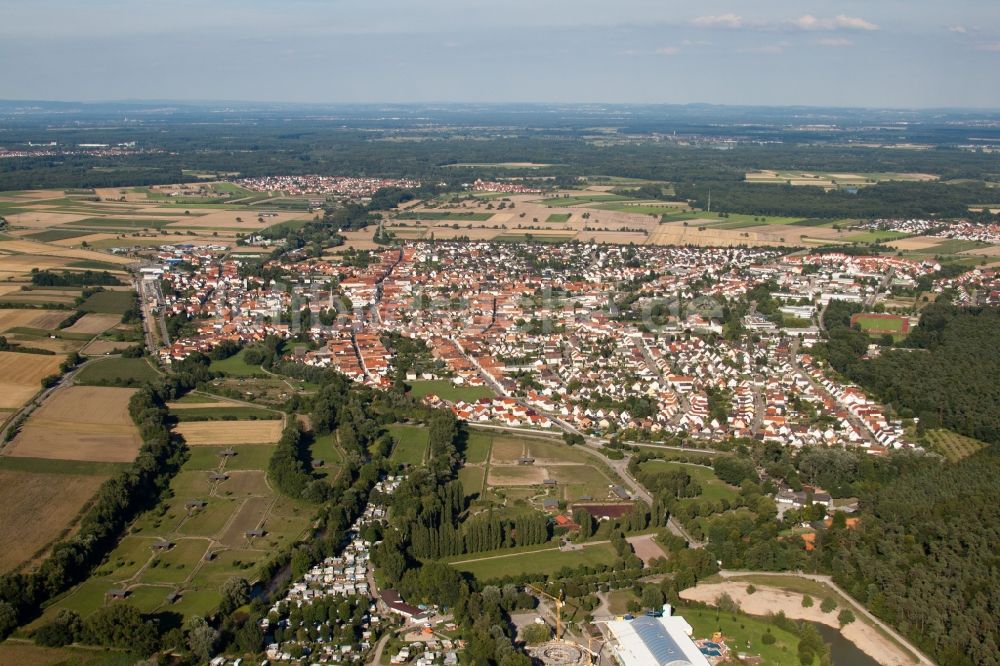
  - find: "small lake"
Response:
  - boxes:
[813,622,882,666]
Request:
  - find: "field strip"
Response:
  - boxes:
[448,539,610,565]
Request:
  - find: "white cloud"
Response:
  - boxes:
[692,14,743,28]
[655,46,680,55]
[950,26,967,34]
[976,42,1000,52]
[787,14,878,31]
[818,37,853,47]
[741,42,789,54]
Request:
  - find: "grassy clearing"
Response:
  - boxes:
[172,406,279,421]
[546,213,572,223]
[843,230,911,243]
[639,460,739,502]
[0,455,128,476]
[607,589,639,615]
[23,229,94,242]
[536,194,629,207]
[210,350,265,377]
[408,379,493,403]
[396,212,494,221]
[451,542,618,580]
[80,290,135,315]
[76,357,160,385]
[465,432,493,464]
[388,425,429,466]
[458,466,485,498]
[924,428,987,462]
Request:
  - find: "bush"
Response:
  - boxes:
[802,594,814,608]
[762,630,776,645]
[820,597,837,613]
[838,609,856,626]
[746,584,756,595]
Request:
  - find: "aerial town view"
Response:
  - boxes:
[0,2,998,666]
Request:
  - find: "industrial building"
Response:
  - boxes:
[604,608,711,666]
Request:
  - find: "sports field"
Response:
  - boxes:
[4,386,141,462]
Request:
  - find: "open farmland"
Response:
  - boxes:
[174,419,284,445]
[4,386,141,462]
[0,468,107,573]
[0,309,68,332]
[75,356,161,385]
[61,312,121,335]
[0,350,65,409]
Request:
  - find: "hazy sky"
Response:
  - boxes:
[2,0,998,107]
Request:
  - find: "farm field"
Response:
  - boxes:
[0,468,107,573]
[408,379,493,402]
[4,386,141,462]
[0,641,128,666]
[75,356,161,385]
[545,213,572,223]
[0,309,68,332]
[924,428,986,462]
[843,230,911,243]
[451,542,618,580]
[171,405,279,421]
[61,312,121,335]
[36,437,314,622]
[79,290,135,314]
[745,170,937,189]
[0,350,65,409]
[174,420,284,446]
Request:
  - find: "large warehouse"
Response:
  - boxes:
[605,610,711,666]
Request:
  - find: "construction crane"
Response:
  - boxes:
[526,583,565,640]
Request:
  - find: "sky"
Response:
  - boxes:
[1,0,998,108]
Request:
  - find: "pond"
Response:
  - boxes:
[814,622,881,666]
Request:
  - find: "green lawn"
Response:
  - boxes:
[680,607,801,665]
[388,425,429,466]
[171,406,279,422]
[80,290,136,315]
[396,211,495,221]
[464,432,493,464]
[76,357,160,385]
[210,350,265,377]
[451,542,619,580]
[843,230,910,243]
[457,466,485,498]
[173,392,224,403]
[309,432,344,479]
[408,379,493,403]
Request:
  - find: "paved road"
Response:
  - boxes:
[717,570,935,666]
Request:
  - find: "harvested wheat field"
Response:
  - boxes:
[168,210,304,230]
[3,211,91,228]
[0,351,65,409]
[62,313,121,335]
[175,420,284,445]
[0,469,106,573]
[4,386,140,462]
[0,309,68,332]
[0,240,135,265]
[888,236,944,251]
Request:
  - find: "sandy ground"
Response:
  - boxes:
[174,420,283,445]
[4,386,141,462]
[626,534,668,566]
[0,469,107,573]
[681,582,914,666]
